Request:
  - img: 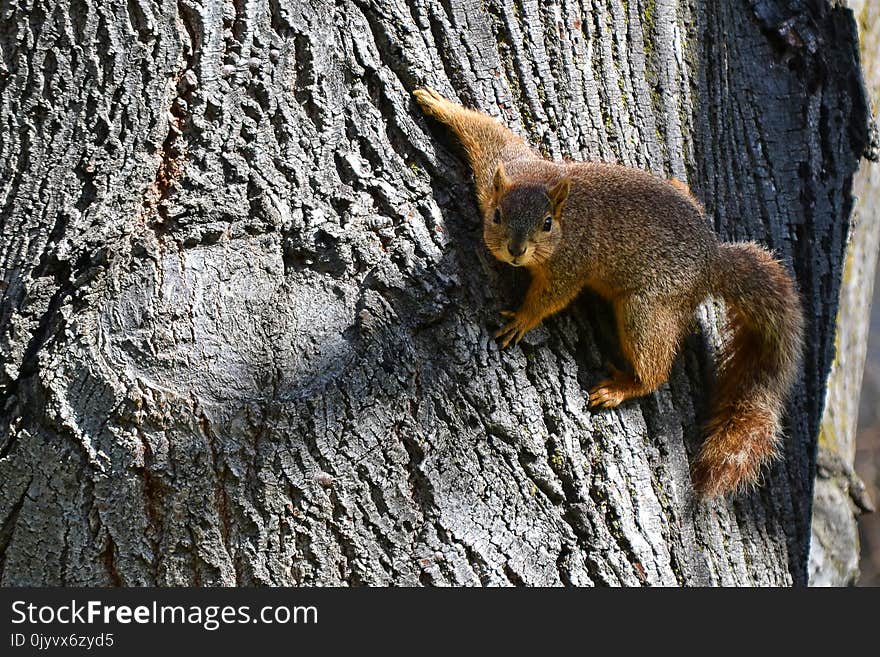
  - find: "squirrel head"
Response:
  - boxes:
[483,163,570,268]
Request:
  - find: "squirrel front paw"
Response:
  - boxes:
[494,310,539,348]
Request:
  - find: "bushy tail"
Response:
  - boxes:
[692,242,804,497]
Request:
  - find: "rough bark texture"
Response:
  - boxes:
[808,0,880,587]
[0,0,872,586]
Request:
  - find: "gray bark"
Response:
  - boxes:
[809,0,880,586]
[0,0,872,586]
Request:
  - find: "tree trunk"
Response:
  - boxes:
[0,0,872,586]
[809,0,880,586]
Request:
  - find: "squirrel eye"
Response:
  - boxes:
[543,215,553,231]
[493,209,501,224]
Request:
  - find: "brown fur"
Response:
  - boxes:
[692,243,804,495]
[414,88,804,498]
[668,178,704,212]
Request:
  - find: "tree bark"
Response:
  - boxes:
[809,0,880,586]
[0,0,872,586]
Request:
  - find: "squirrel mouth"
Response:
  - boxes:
[489,245,529,266]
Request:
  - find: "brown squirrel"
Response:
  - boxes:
[413,87,804,498]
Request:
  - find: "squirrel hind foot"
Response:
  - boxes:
[588,368,650,409]
[588,376,645,409]
[588,381,627,409]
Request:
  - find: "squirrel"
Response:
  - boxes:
[413,87,804,498]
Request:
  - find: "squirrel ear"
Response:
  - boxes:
[493,163,509,196]
[548,176,570,209]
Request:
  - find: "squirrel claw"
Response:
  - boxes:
[589,366,641,409]
[588,381,626,409]
[493,324,518,348]
[494,315,534,348]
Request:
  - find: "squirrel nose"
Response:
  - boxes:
[508,241,527,257]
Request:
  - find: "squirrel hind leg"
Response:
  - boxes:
[589,295,689,409]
